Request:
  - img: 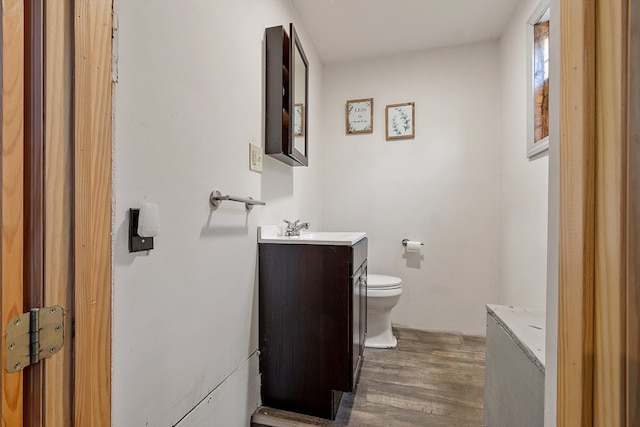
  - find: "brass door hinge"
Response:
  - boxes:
[5,305,64,373]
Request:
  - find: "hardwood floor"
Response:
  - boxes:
[251,326,486,427]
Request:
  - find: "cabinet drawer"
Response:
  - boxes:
[351,238,368,274]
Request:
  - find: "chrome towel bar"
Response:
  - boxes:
[209,190,266,211]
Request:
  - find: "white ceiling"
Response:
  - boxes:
[290,0,524,64]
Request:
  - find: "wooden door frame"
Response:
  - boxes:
[593,0,627,424]
[1,1,112,426]
[4,0,638,425]
[558,0,631,425]
[67,1,640,425]
[72,0,113,426]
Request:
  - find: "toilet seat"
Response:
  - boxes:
[367,274,402,290]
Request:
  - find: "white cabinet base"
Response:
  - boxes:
[483,305,545,427]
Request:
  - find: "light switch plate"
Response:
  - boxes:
[249,143,263,172]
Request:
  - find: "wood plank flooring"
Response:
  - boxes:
[251,326,486,427]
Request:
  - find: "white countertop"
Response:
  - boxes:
[486,304,546,372]
[258,225,366,246]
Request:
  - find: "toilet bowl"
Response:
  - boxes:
[366,274,402,349]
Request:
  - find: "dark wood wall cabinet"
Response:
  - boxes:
[265,23,309,166]
[258,238,367,419]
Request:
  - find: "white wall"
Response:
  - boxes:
[321,42,501,335]
[112,1,323,425]
[499,0,555,423]
[498,0,549,310]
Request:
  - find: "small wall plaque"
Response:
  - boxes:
[385,102,415,140]
[346,98,373,134]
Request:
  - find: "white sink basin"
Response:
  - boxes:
[258,226,366,246]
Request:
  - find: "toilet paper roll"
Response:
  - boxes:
[405,241,422,253]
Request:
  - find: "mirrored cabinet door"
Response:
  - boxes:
[290,24,308,164]
[265,23,309,167]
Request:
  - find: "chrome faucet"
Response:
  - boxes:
[284,219,310,236]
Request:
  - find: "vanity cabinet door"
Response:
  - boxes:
[351,260,367,385]
[352,267,361,381]
[360,263,367,356]
[258,238,367,420]
[259,243,351,419]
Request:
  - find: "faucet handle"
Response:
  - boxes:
[283,219,297,233]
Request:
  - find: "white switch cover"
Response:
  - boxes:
[249,143,263,172]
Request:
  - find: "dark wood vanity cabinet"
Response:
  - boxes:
[258,238,367,419]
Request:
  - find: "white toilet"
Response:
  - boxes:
[365,274,403,348]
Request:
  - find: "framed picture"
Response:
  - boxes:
[294,103,304,137]
[527,0,550,158]
[346,98,373,134]
[385,102,415,140]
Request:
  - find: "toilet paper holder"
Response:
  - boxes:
[402,239,424,247]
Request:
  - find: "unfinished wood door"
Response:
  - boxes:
[42,0,75,424]
[1,1,27,425]
[1,0,74,425]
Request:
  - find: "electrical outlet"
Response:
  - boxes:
[249,143,263,172]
